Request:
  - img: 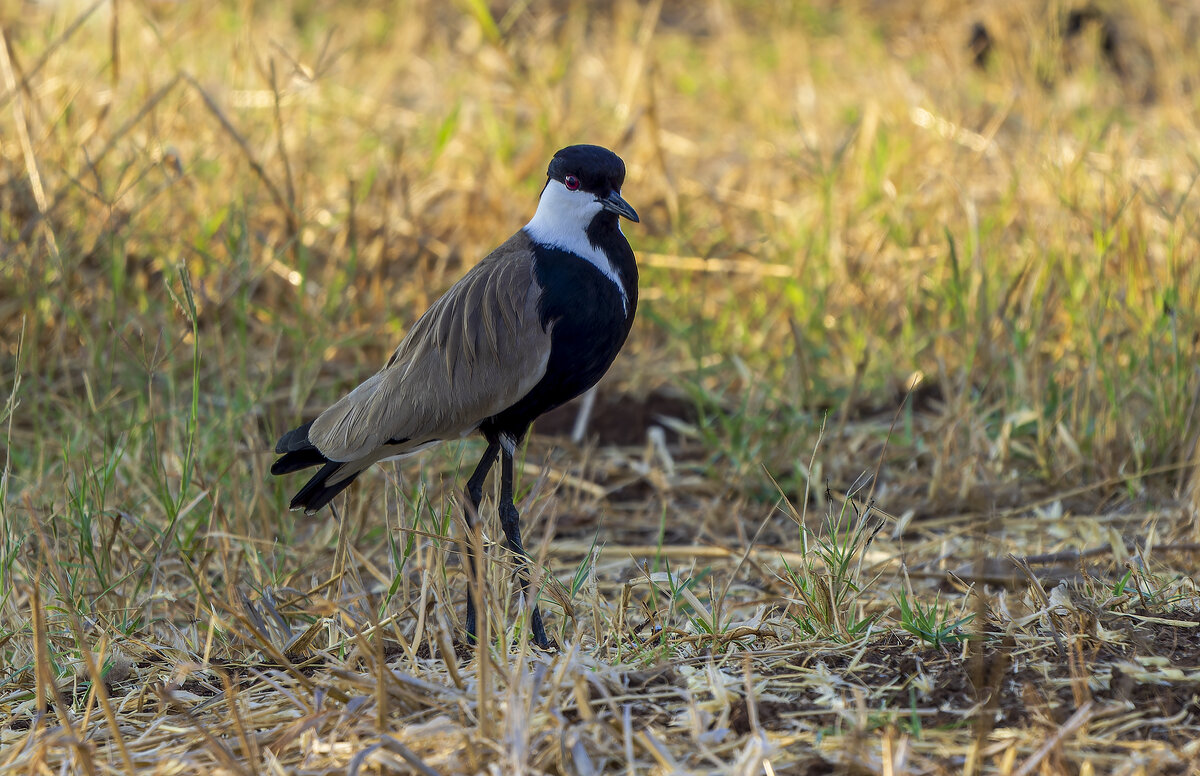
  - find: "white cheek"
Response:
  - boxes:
[524,180,628,312]
[532,180,603,228]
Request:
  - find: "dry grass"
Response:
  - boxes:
[3,0,1200,772]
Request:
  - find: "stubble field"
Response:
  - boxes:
[3,1,1200,773]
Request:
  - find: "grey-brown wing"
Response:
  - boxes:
[308,235,549,463]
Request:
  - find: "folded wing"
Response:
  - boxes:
[308,233,551,472]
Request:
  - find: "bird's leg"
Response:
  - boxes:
[498,449,551,649]
[463,441,500,644]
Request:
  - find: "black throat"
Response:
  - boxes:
[584,212,638,300]
[481,214,638,442]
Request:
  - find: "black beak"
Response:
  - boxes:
[599,190,639,223]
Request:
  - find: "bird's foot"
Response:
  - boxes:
[529,607,557,651]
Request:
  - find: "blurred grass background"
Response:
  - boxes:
[2,0,1200,770]
[3,0,1198,525]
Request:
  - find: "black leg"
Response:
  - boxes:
[464,442,499,643]
[498,449,551,649]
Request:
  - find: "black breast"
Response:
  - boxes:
[483,235,637,440]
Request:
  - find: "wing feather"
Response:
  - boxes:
[308,233,550,463]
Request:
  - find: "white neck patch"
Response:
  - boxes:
[524,180,628,313]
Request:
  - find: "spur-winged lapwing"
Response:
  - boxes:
[272,144,639,649]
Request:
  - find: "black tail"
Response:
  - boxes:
[287,461,361,514]
[270,420,360,513]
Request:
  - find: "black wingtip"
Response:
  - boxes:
[275,419,316,454]
[272,419,329,475]
[270,447,330,475]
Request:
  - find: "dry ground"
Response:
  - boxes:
[3,0,1200,773]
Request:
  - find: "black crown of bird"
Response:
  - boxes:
[271,144,639,649]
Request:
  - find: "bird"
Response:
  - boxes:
[271,144,639,649]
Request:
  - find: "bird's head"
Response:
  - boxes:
[535,145,639,230]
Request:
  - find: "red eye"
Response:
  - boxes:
[564,175,580,191]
